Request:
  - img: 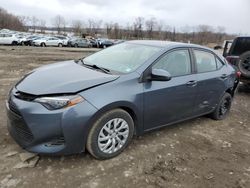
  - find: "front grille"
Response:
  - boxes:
[12,117,34,144]
[8,96,34,144]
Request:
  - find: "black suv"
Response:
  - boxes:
[223,36,250,86]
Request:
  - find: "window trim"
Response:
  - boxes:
[191,48,225,74]
[142,48,194,80]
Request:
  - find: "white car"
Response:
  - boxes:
[33,37,64,47]
[54,36,69,46]
[0,33,19,45]
[17,36,28,45]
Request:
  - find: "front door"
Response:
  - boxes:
[143,49,197,131]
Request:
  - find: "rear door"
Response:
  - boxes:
[143,48,198,131]
[192,48,228,115]
[46,38,57,46]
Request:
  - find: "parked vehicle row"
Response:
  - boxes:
[0,29,117,48]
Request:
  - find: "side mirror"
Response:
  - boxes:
[149,69,172,81]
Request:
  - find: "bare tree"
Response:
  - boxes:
[105,22,113,38]
[72,20,83,35]
[145,17,156,39]
[31,16,38,32]
[0,7,25,31]
[38,19,46,33]
[92,19,102,35]
[113,23,120,39]
[133,17,144,39]
[52,15,65,34]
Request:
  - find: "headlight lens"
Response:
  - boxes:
[34,95,84,110]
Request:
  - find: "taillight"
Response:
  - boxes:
[236,71,241,78]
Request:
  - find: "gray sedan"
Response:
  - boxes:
[6,40,239,159]
[69,38,91,48]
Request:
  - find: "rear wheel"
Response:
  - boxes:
[210,92,232,120]
[86,109,134,160]
[74,43,78,48]
[58,43,63,47]
[41,42,46,47]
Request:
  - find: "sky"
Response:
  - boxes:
[0,0,249,34]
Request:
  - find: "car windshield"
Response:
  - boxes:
[83,43,162,74]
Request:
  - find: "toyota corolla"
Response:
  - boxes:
[6,40,239,159]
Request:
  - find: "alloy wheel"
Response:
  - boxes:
[98,118,129,154]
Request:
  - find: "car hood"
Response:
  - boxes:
[16,60,119,95]
[33,39,44,42]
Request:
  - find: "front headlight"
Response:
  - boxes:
[34,95,84,110]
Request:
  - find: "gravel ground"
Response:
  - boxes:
[0,46,250,188]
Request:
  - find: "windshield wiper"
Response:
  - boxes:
[76,58,111,74]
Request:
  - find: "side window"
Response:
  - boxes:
[216,57,224,69]
[194,50,217,73]
[153,50,191,77]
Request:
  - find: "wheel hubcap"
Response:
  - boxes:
[98,118,129,154]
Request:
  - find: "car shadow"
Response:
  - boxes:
[238,84,250,94]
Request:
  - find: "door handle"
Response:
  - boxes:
[220,74,228,79]
[186,80,197,86]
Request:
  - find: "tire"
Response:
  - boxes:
[21,41,25,46]
[41,43,46,47]
[58,43,63,47]
[74,44,78,48]
[244,83,250,90]
[86,109,134,160]
[103,45,106,48]
[238,51,250,78]
[11,41,17,45]
[210,92,232,120]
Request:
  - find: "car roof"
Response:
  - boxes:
[235,36,250,38]
[127,40,207,49]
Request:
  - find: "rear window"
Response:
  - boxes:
[194,50,217,73]
[230,37,250,55]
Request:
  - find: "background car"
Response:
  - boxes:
[33,37,64,47]
[89,38,99,48]
[54,35,69,46]
[98,39,114,48]
[68,38,92,48]
[223,36,250,87]
[0,33,19,45]
[23,36,41,46]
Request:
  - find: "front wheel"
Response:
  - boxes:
[86,109,134,160]
[210,92,232,120]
